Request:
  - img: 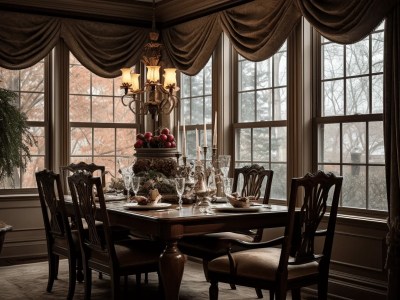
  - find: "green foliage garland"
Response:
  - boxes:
[0,88,36,181]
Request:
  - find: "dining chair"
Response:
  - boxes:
[178,164,274,282]
[35,169,83,300]
[68,171,163,300]
[60,162,106,194]
[207,170,343,300]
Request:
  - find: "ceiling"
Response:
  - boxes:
[0,0,254,28]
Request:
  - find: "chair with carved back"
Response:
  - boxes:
[178,164,274,282]
[207,170,343,300]
[60,162,106,194]
[68,171,163,300]
[35,169,84,300]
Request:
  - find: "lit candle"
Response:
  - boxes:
[213,111,217,147]
[196,129,200,161]
[177,121,180,151]
[182,121,187,157]
[203,123,207,147]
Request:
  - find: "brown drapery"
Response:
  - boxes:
[1,2,400,296]
[384,4,400,299]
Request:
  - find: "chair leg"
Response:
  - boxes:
[269,290,275,300]
[318,278,328,300]
[54,255,59,279]
[144,272,149,284]
[291,288,301,300]
[255,288,263,298]
[46,253,57,292]
[209,280,219,300]
[229,283,236,290]
[83,266,92,300]
[76,257,84,283]
[67,257,77,300]
[136,273,142,287]
[202,260,210,281]
[98,272,103,279]
[111,275,120,300]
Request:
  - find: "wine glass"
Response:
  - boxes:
[131,176,142,197]
[218,155,231,178]
[175,177,185,210]
[122,173,132,196]
[223,177,234,197]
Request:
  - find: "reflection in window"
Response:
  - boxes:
[318,22,386,211]
[235,42,287,200]
[0,61,46,189]
[69,54,136,182]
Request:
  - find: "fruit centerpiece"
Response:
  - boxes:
[133,127,180,202]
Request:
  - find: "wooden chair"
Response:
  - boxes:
[207,170,343,300]
[35,169,84,300]
[60,162,106,194]
[67,171,163,300]
[178,164,274,281]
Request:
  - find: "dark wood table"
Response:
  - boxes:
[66,200,290,300]
[108,202,290,300]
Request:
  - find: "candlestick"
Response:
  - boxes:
[213,111,217,147]
[177,121,180,152]
[203,123,207,147]
[203,146,208,173]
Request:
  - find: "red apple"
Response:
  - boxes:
[144,132,153,141]
[171,141,176,148]
[167,134,174,142]
[134,140,143,148]
[136,133,145,141]
[161,127,170,135]
[159,134,168,142]
[165,141,172,148]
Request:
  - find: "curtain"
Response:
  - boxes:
[0,10,149,77]
[384,4,400,299]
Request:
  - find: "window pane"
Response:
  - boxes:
[191,97,204,124]
[22,156,45,188]
[274,87,287,120]
[271,127,286,162]
[323,80,344,116]
[70,95,91,122]
[21,92,44,121]
[256,90,272,121]
[92,73,113,95]
[239,92,255,122]
[116,128,136,156]
[191,70,204,97]
[94,128,115,155]
[271,163,286,200]
[115,97,136,123]
[70,127,92,156]
[371,31,384,73]
[28,126,45,155]
[21,63,45,92]
[236,128,252,162]
[275,50,287,86]
[343,122,366,164]
[372,75,383,113]
[323,43,344,79]
[239,60,255,91]
[69,65,90,94]
[256,60,272,89]
[342,165,366,209]
[253,128,269,162]
[318,123,340,163]
[346,40,369,76]
[368,166,387,210]
[346,77,369,114]
[369,121,385,163]
[92,96,113,123]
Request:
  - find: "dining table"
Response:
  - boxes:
[64,198,293,300]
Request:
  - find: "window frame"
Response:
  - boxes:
[313,27,387,217]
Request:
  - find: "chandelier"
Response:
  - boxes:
[120,0,179,119]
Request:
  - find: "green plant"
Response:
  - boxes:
[0,88,36,181]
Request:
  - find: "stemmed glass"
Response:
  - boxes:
[122,173,132,195]
[131,176,142,197]
[175,177,185,210]
[218,155,231,178]
[223,177,234,197]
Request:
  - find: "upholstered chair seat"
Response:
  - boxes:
[209,247,319,281]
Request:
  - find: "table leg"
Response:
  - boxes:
[159,240,185,300]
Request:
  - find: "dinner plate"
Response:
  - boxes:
[104,194,126,201]
[123,203,172,210]
[212,205,261,212]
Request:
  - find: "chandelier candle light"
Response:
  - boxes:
[120,0,179,127]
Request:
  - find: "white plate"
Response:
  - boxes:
[104,194,126,201]
[123,203,172,210]
[212,205,261,212]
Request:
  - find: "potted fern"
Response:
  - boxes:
[0,86,36,253]
[0,87,36,182]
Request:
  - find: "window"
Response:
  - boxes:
[234,42,288,200]
[69,54,136,182]
[317,22,386,211]
[0,60,47,189]
[180,58,213,161]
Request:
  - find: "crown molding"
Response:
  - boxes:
[0,0,254,27]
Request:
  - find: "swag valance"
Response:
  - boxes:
[0,0,398,76]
